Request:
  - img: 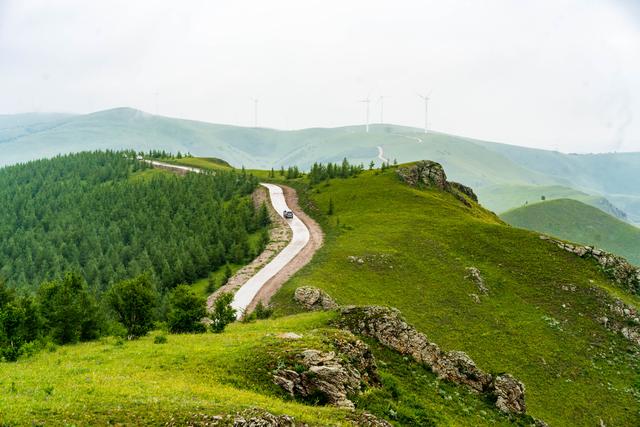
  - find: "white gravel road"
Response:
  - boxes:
[231,183,310,317]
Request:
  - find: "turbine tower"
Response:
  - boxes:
[378,95,387,124]
[418,93,430,134]
[252,98,259,128]
[360,97,371,132]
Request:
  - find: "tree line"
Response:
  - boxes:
[0,272,238,362]
[0,151,268,292]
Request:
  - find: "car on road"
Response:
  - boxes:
[283,210,294,219]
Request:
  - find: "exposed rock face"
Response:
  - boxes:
[396,161,478,205]
[272,332,379,408]
[293,286,338,311]
[450,181,479,202]
[336,305,528,415]
[493,374,526,414]
[397,160,449,190]
[465,267,489,294]
[597,298,640,346]
[540,235,640,295]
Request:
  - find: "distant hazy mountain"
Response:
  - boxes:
[502,199,640,265]
[0,107,638,223]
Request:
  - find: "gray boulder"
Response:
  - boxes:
[294,286,338,311]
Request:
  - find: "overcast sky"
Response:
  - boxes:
[1,0,639,153]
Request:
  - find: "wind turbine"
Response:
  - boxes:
[417,92,430,134]
[252,98,258,128]
[378,95,388,124]
[360,96,371,132]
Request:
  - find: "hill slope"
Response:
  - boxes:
[501,199,640,265]
[271,164,640,426]
[476,184,629,219]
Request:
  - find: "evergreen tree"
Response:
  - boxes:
[37,272,101,345]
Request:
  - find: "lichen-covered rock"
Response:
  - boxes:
[272,332,379,408]
[493,374,526,414]
[293,286,338,311]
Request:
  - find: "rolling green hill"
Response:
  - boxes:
[270,165,640,426]
[501,199,640,265]
[476,184,629,219]
[1,108,638,224]
[2,157,640,425]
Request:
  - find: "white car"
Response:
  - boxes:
[283,210,294,219]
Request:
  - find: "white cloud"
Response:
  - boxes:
[0,0,638,152]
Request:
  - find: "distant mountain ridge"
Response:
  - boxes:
[0,107,638,223]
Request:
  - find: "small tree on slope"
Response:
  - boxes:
[107,274,158,339]
[211,292,236,333]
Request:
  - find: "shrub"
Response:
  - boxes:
[210,292,236,333]
[254,301,273,319]
[153,334,168,344]
[167,285,206,333]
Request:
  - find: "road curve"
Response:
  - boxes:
[377,146,389,163]
[144,159,312,318]
[231,183,310,317]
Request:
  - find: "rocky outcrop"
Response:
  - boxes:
[170,408,301,426]
[465,267,489,294]
[396,161,478,205]
[450,181,479,202]
[294,286,338,311]
[336,305,528,415]
[598,298,640,347]
[493,374,526,414]
[272,332,379,408]
[540,235,640,295]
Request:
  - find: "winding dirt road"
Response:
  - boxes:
[230,184,311,317]
[147,159,323,317]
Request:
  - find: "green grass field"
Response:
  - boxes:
[271,168,640,426]
[1,311,528,426]
[501,198,640,265]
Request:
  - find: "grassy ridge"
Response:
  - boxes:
[501,198,640,265]
[272,169,640,426]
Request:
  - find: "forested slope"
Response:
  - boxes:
[0,151,265,291]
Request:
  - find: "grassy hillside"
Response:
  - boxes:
[2,108,637,222]
[271,167,640,426]
[502,199,640,265]
[1,311,527,426]
[476,184,628,219]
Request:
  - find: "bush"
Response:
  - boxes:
[167,285,206,333]
[210,292,236,333]
[254,301,273,319]
[107,274,158,339]
[153,334,168,344]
